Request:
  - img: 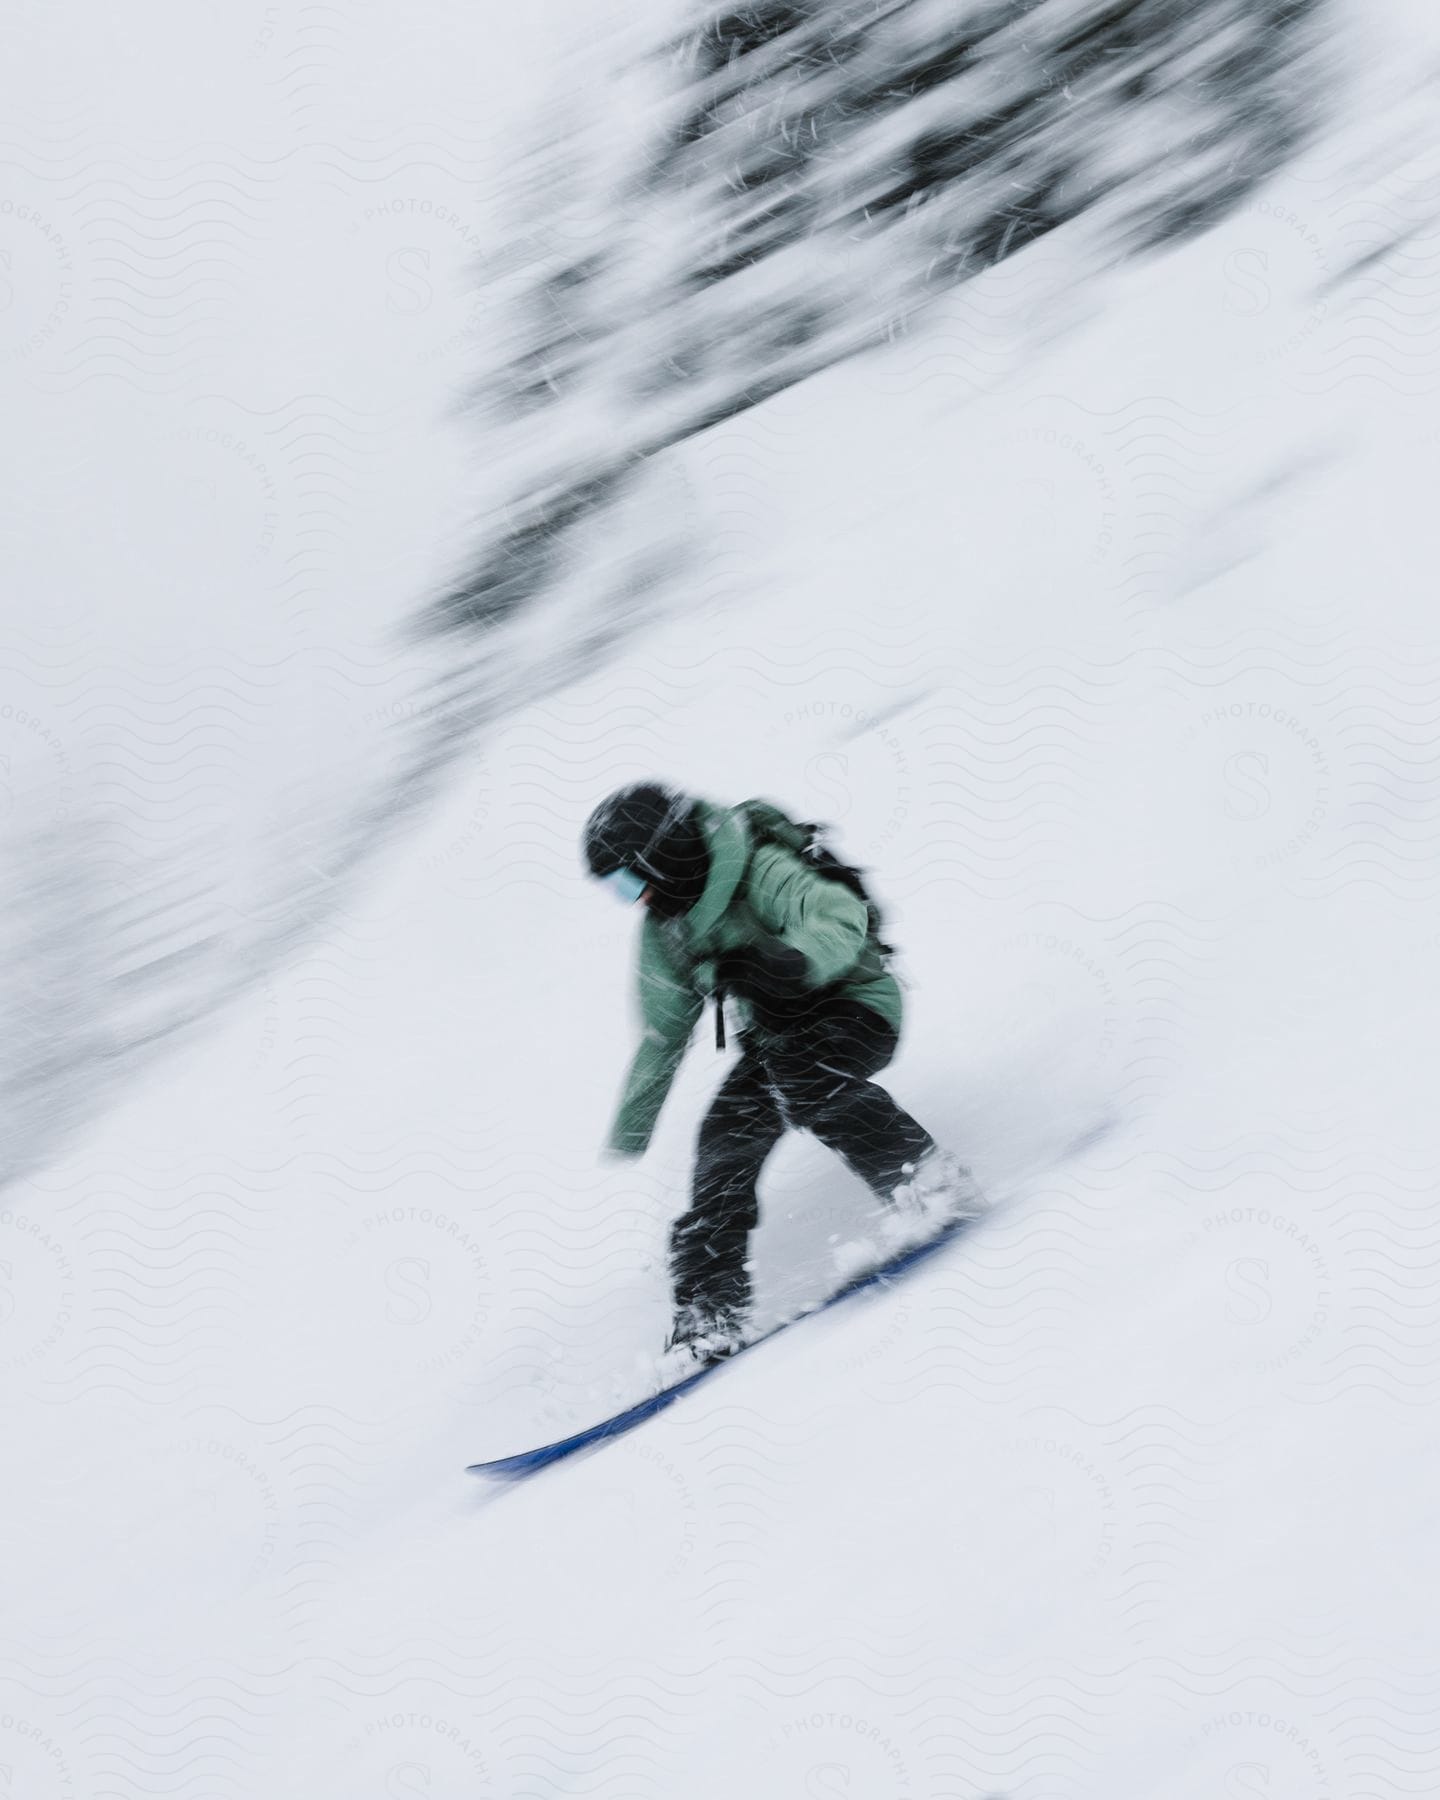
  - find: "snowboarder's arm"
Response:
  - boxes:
[606,1027,693,1157]
[605,922,703,1157]
[750,848,871,989]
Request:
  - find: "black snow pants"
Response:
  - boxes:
[669,995,934,1319]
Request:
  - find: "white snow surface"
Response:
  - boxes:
[6,3,1440,1796]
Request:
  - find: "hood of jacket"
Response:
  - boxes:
[678,800,752,944]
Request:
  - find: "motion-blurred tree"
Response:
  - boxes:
[415,0,1329,691]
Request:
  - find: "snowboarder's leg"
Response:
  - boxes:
[669,1047,784,1343]
[760,999,935,1200]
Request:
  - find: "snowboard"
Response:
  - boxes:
[466,1116,1113,1484]
[467,1199,988,1484]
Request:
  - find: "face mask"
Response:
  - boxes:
[601,867,649,905]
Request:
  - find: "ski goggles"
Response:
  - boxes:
[600,867,649,904]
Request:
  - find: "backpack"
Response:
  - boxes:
[735,798,895,959]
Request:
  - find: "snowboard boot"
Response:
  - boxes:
[890,1145,987,1226]
[658,1299,747,1384]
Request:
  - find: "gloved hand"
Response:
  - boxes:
[715,934,813,1013]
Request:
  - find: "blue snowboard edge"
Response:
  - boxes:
[466,1208,975,1483]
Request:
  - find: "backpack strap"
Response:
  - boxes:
[735,798,809,861]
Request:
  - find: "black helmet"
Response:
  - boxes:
[582,782,711,917]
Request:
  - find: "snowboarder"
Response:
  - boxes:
[582,781,979,1369]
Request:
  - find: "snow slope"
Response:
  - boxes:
[7,4,1440,1798]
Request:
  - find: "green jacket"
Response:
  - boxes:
[605,799,903,1157]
